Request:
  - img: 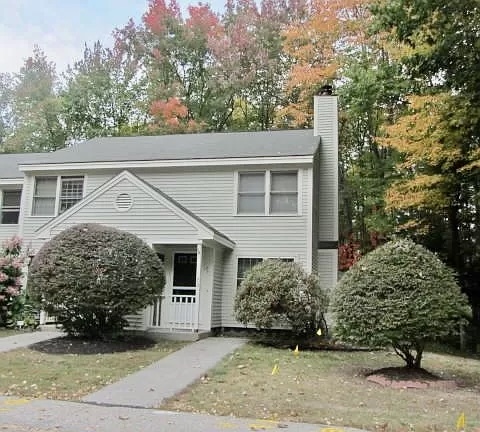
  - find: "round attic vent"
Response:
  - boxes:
[115,193,133,212]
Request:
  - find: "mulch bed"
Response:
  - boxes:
[366,367,457,390]
[28,335,156,355]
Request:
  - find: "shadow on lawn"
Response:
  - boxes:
[29,335,156,355]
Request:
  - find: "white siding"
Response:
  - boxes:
[0,226,20,243]
[313,96,338,300]
[87,167,310,328]
[211,247,225,328]
[124,311,147,330]
[314,96,339,242]
[311,153,321,274]
[25,177,200,248]
[21,175,51,251]
[21,164,312,328]
[317,249,338,293]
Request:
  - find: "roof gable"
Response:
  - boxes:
[35,170,234,249]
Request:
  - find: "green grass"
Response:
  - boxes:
[0,329,25,338]
[161,343,480,432]
[0,339,186,400]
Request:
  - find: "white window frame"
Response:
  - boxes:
[235,256,296,289]
[0,189,22,225]
[31,175,85,217]
[235,169,301,216]
[59,176,85,214]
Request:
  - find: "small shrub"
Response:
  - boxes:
[0,236,26,328]
[28,224,165,339]
[234,260,328,338]
[331,239,471,368]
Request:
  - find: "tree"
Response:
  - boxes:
[234,260,328,337]
[371,0,480,98]
[140,0,222,132]
[279,0,370,128]
[337,49,406,251]
[371,0,480,344]
[380,94,480,273]
[0,73,13,150]
[211,0,304,130]
[4,47,65,152]
[332,239,471,368]
[28,224,165,339]
[62,40,149,140]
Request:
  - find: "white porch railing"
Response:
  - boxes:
[150,294,198,331]
[39,310,57,325]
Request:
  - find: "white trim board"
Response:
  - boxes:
[18,155,314,172]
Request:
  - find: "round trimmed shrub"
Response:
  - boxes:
[29,223,165,339]
[234,260,328,337]
[331,239,471,368]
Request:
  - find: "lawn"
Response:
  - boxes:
[0,329,23,338]
[0,337,186,400]
[162,343,480,432]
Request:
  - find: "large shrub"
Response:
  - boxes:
[29,224,165,338]
[234,260,328,337]
[0,236,26,327]
[331,239,471,368]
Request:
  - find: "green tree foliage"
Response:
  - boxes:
[234,260,328,337]
[0,73,13,149]
[337,50,406,251]
[3,47,65,153]
[371,0,480,97]
[28,224,165,339]
[62,41,149,140]
[332,239,471,368]
[372,0,480,318]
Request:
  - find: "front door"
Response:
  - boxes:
[170,252,197,329]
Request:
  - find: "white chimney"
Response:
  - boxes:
[313,93,339,292]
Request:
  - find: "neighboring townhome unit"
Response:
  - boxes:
[0,95,338,338]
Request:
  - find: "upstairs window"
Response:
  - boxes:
[237,172,265,214]
[32,176,84,216]
[60,177,84,213]
[32,177,57,216]
[270,172,298,213]
[0,190,22,224]
[236,170,298,215]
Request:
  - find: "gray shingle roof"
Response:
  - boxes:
[0,153,47,179]
[17,130,318,166]
[0,130,318,179]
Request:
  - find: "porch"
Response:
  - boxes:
[135,241,223,337]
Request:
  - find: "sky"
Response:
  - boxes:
[0,0,225,75]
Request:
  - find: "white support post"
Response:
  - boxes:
[195,242,202,332]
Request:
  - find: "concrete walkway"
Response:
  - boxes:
[0,331,61,353]
[82,337,247,408]
[0,396,366,432]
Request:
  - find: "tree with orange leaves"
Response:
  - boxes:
[380,93,480,270]
[278,0,370,128]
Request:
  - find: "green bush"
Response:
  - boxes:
[331,239,471,368]
[234,260,328,338]
[28,223,165,339]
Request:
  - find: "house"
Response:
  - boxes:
[0,95,338,338]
